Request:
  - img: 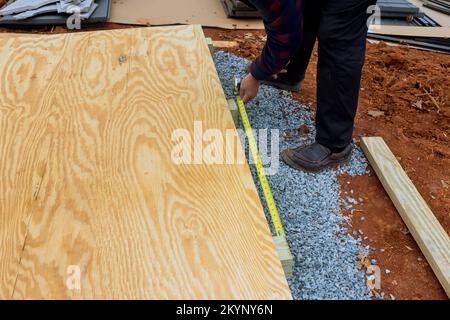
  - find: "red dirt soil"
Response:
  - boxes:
[0,23,448,300]
[203,28,449,300]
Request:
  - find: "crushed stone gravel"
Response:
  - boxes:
[214,51,373,300]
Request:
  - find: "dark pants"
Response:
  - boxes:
[286,0,376,150]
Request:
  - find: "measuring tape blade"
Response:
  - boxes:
[235,91,286,238]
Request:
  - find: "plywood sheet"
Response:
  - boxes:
[0,25,291,300]
[109,0,264,29]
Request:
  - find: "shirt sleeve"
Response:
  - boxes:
[248,0,303,81]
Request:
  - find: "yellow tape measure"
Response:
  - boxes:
[234,82,286,238]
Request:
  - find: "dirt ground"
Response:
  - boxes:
[203,28,450,300]
[0,23,448,299]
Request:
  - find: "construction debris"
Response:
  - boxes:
[377,0,423,18]
[0,0,97,19]
[0,0,110,25]
[222,0,261,18]
[423,0,450,15]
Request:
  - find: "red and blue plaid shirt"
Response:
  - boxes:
[245,0,303,80]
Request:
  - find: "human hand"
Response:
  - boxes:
[239,73,260,103]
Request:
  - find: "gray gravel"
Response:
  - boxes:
[214,51,372,300]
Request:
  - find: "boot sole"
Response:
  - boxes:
[281,150,352,173]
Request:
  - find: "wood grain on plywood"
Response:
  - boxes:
[361,137,450,298]
[0,32,76,299]
[0,26,291,300]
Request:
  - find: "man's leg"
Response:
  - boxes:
[284,0,321,83]
[315,0,375,151]
[281,0,375,172]
[261,0,321,91]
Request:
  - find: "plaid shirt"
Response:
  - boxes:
[245,0,303,80]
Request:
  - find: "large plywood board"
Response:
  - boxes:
[109,0,264,29]
[361,137,450,298]
[0,25,291,300]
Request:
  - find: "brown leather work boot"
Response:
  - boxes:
[281,142,352,172]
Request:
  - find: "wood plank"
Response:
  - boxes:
[273,236,294,279]
[206,37,215,55]
[205,38,240,54]
[213,40,239,49]
[227,99,239,126]
[361,137,450,298]
[0,26,291,300]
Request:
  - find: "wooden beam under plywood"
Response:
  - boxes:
[227,99,239,126]
[206,37,215,55]
[361,137,450,298]
[273,236,294,279]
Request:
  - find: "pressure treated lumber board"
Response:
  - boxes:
[361,137,450,298]
[109,0,264,30]
[0,25,291,300]
[273,236,294,278]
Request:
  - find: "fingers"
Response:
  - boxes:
[243,91,255,103]
[239,73,260,103]
[239,85,245,101]
[240,85,251,103]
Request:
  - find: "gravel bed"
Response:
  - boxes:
[213,51,373,300]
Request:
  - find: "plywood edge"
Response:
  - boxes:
[361,137,450,298]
